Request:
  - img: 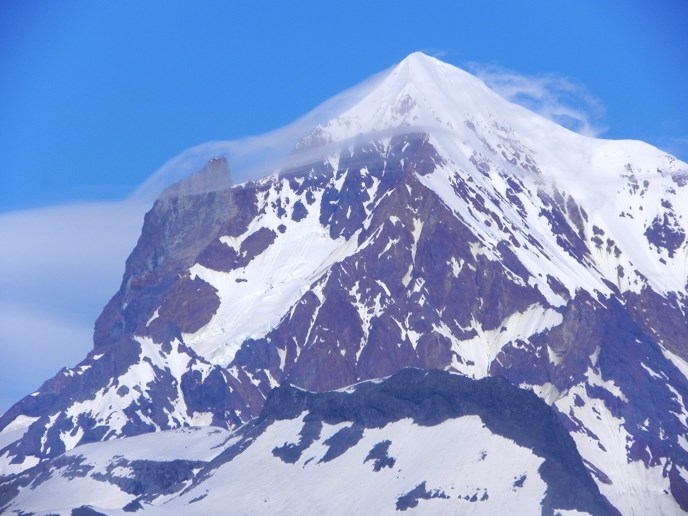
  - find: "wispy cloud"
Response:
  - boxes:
[0,201,148,413]
[0,301,93,413]
[135,58,613,203]
[468,63,606,138]
[131,65,394,201]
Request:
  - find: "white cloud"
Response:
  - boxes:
[133,59,611,204]
[468,63,606,138]
[0,201,148,413]
[130,64,395,201]
[0,301,93,413]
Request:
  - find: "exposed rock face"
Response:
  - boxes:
[1,53,688,514]
[94,156,241,349]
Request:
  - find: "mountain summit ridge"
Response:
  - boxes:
[1,53,688,514]
[312,52,682,182]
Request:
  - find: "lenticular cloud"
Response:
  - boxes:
[0,200,149,413]
[130,64,393,202]
[130,56,612,203]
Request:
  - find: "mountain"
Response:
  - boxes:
[2,52,688,514]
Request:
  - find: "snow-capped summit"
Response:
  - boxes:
[313,51,504,139]
[314,52,683,188]
[2,53,688,514]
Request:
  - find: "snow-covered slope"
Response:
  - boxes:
[1,52,688,514]
[1,370,616,515]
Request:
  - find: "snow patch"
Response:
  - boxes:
[450,304,563,378]
[185,192,360,366]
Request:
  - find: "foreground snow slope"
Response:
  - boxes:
[1,370,616,515]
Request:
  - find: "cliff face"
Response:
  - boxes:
[95,156,237,348]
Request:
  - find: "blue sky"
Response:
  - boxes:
[1,1,687,412]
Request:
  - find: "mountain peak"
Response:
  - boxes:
[312,53,519,145]
[393,51,445,77]
[392,51,473,88]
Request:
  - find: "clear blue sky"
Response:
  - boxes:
[0,1,687,413]
[1,0,687,211]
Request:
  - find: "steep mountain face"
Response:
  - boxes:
[1,369,617,515]
[2,52,688,514]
